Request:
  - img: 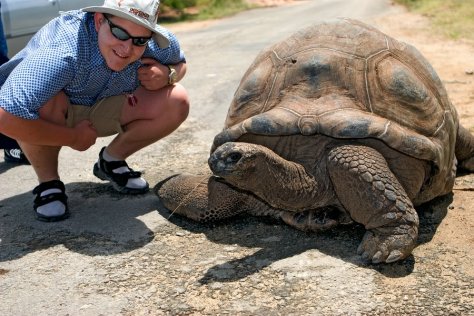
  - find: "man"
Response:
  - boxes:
[0,0,189,221]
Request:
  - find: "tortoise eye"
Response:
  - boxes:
[227,152,242,163]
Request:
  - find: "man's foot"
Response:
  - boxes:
[93,147,149,194]
[33,180,69,222]
[4,148,30,164]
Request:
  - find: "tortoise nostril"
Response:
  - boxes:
[227,152,242,163]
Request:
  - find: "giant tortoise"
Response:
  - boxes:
[155,19,474,263]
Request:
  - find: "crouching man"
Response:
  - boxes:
[0,0,189,221]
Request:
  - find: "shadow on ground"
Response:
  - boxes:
[155,190,452,283]
[0,182,156,262]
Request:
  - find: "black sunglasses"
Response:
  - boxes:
[104,15,152,47]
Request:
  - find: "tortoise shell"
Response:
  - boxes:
[212,18,458,201]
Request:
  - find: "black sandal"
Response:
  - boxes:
[33,180,69,222]
[93,147,149,194]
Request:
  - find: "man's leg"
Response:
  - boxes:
[111,84,189,158]
[93,84,189,193]
[19,92,69,181]
[18,92,70,221]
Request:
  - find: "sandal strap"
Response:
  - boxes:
[105,170,142,187]
[33,179,65,195]
[34,192,68,208]
[98,149,143,187]
[32,179,68,209]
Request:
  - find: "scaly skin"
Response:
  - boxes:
[327,144,419,263]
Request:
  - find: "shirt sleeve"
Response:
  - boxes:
[143,27,186,65]
[0,47,76,120]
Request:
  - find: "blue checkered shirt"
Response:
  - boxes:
[0,10,185,120]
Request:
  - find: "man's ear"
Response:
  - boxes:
[93,12,105,32]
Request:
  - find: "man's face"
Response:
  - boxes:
[94,13,152,71]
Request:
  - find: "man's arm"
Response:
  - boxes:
[0,108,97,151]
[137,58,186,91]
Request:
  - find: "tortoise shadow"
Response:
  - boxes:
[155,192,451,283]
[0,182,156,262]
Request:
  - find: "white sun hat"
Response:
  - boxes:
[82,0,169,48]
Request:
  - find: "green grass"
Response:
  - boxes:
[393,0,474,41]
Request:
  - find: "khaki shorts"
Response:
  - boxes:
[66,95,126,137]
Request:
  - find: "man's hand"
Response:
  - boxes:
[71,120,97,151]
[137,58,169,90]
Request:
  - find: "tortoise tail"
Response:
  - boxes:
[455,124,474,171]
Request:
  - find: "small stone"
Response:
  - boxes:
[175,287,186,294]
[210,283,223,290]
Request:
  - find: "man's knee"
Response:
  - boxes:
[169,84,190,124]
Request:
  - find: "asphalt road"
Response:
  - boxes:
[2,1,473,315]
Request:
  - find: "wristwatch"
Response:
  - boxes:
[167,65,178,85]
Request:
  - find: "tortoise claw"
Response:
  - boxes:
[386,250,403,263]
[372,251,384,264]
[357,229,416,263]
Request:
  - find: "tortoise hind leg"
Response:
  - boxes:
[456,124,474,171]
[327,145,419,263]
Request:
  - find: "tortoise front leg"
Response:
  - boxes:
[155,173,280,222]
[327,145,419,263]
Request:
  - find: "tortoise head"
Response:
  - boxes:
[208,141,298,203]
[208,141,323,210]
[209,142,264,182]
